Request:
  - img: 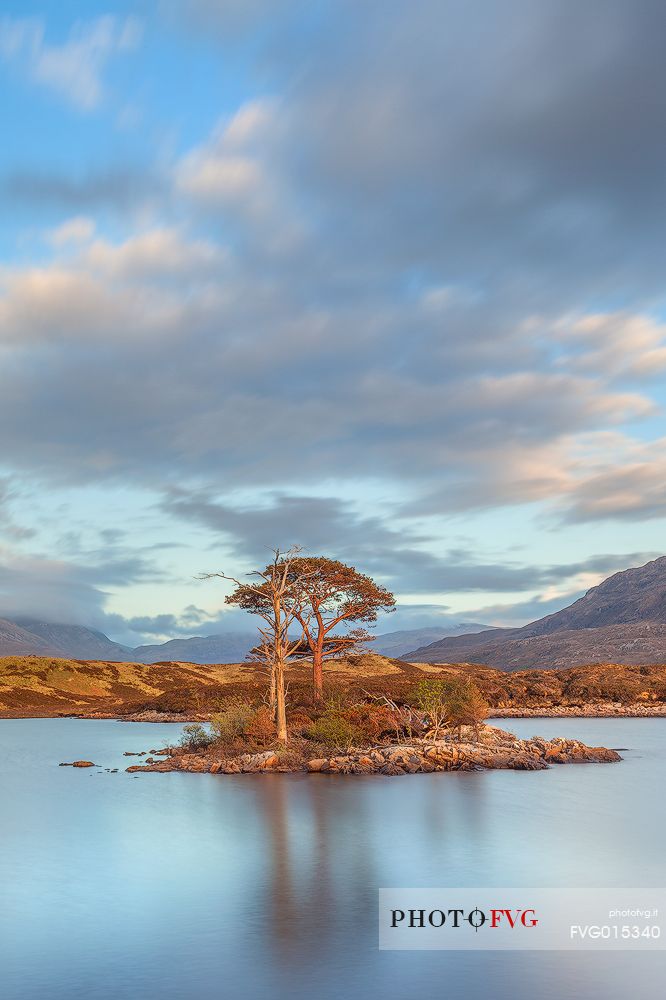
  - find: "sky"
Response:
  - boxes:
[0,0,665,646]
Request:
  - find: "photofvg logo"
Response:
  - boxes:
[379,889,666,951]
[391,905,538,932]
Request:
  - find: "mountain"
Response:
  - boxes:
[369,624,490,658]
[9,553,666,669]
[0,619,130,660]
[0,618,57,657]
[10,619,132,661]
[405,556,666,669]
[132,633,256,665]
[0,616,491,664]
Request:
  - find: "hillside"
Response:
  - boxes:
[1,653,665,718]
[406,557,666,669]
[370,624,489,658]
[11,619,131,660]
[0,619,55,657]
[132,633,256,665]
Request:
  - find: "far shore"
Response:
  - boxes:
[3,702,666,721]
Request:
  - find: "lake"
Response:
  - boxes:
[1,717,664,1000]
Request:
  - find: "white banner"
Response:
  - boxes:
[379,888,666,950]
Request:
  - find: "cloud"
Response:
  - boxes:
[121,605,219,637]
[0,223,655,502]
[175,99,307,252]
[560,437,666,522]
[81,228,227,280]
[3,166,159,211]
[0,546,161,635]
[557,312,666,380]
[1,1,666,633]
[162,487,655,599]
[0,15,142,111]
[0,228,226,346]
[46,216,96,247]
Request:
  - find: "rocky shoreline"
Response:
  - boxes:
[491,703,666,717]
[123,724,621,776]
[12,701,664,724]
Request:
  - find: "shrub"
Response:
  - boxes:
[342,703,402,740]
[321,685,355,711]
[446,680,489,740]
[597,676,641,702]
[306,710,364,749]
[288,710,315,736]
[245,705,276,742]
[412,677,456,737]
[179,723,212,750]
[210,699,255,741]
[411,676,489,739]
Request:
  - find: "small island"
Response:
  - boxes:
[125,723,621,776]
[123,667,621,776]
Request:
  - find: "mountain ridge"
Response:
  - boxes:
[406,556,666,668]
[0,619,489,664]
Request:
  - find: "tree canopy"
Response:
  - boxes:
[282,556,395,700]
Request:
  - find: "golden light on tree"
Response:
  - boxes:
[281,556,396,701]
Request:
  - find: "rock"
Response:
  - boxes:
[238,750,279,772]
[71,760,95,768]
[121,723,621,777]
[380,763,406,776]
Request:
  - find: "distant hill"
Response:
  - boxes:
[11,619,132,661]
[10,553,666,670]
[406,556,666,669]
[0,618,130,660]
[0,617,490,664]
[133,633,256,665]
[0,618,56,657]
[369,624,489,658]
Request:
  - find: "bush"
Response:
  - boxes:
[342,703,402,740]
[446,680,489,739]
[210,699,255,741]
[306,710,364,749]
[597,676,641,702]
[412,677,456,736]
[179,723,212,750]
[411,676,489,739]
[245,705,276,742]
[288,710,315,736]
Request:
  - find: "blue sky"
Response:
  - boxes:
[1,0,665,645]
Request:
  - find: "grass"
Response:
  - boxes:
[0,653,665,716]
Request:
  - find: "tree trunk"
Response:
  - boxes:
[274,657,288,744]
[312,641,324,702]
[269,662,277,718]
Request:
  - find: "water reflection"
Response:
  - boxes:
[1,718,665,1000]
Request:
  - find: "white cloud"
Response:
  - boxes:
[176,100,276,203]
[560,435,666,522]
[81,228,227,280]
[0,15,142,111]
[47,216,96,247]
[558,312,666,380]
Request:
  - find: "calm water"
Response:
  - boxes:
[1,717,665,1000]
